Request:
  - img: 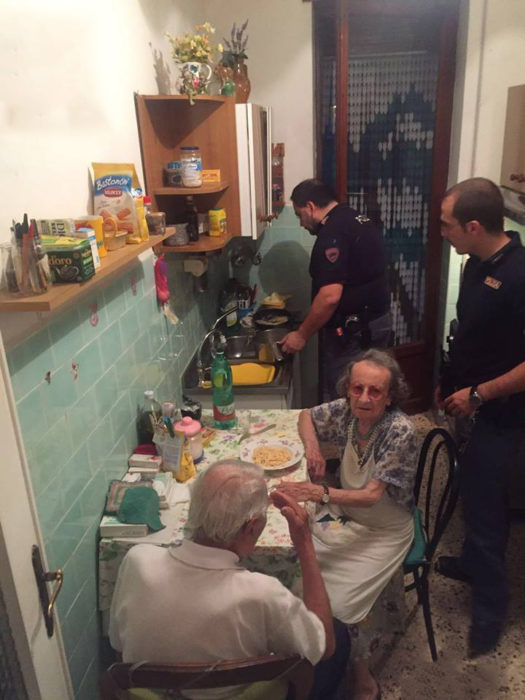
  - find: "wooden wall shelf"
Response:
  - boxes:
[0,231,174,313]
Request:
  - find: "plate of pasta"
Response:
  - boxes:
[240,436,304,472]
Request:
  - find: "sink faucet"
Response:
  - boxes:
[196,306,239,387]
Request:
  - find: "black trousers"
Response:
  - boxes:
[458,414,524,626]
[309,618,350,700]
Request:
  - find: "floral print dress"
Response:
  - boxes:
[310,399,418,657]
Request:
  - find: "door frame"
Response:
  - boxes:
[314,0,460,411]
[0,334,72,699]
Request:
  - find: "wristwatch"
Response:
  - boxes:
[469,385,484,408]
[320,483,330,505]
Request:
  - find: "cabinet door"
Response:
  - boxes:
[501,85,525,194]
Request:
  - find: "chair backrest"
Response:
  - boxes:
[100,653,314,700]
[414,427,460,562]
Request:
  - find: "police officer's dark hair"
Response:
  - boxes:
[336,348,410,409]
[445,177,504,234]
[291,179,338,208]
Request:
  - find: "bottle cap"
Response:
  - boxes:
[173,416,202,437]
[144,195,152,205]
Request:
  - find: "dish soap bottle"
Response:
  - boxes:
[211,347,236,429]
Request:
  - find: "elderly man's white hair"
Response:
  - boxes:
[186,459,269,546]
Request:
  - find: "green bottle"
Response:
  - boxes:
[211,349,236,429]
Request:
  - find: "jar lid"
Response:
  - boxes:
[181,146,199,151]
[174,415,201,436]
[166,161,181,169]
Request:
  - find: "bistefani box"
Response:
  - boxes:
[41,236,95,283]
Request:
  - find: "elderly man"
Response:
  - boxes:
[436,177,525,657]
[281,178,391,400]
[109,459,349,699]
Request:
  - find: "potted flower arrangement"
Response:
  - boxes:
[166,23,217,98]
[217,20,251,103]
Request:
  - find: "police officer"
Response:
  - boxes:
[436,177,525,657]
[281,179,391,400]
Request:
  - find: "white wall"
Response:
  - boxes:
[201,0,314,197]
[0,0,207,237]
[444,0,525,340]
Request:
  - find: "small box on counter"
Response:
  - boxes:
[100,515,148,538]
[39,219,76,236]
[128,454,162,479]
[42,236,95,283]
[201,169,221,184]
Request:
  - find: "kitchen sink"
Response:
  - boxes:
[182,327,292,394]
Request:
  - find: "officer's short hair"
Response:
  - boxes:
[445,177,504,234]
[291,179,338,208]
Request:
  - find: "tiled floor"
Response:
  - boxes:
[375,416,525,699]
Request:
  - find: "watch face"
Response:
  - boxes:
[469,390,482,407]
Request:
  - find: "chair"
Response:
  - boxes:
[403,427,461,661]
[100,653,314,700]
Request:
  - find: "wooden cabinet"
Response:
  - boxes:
[501,85,525,194]
[134,94,241,253]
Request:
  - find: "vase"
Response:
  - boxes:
[233,59,251,104]
[178,61,212,96]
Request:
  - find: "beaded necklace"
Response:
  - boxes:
[349,416,382,469]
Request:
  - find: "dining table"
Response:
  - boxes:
[98,408,308,633]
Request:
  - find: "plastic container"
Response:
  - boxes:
[208,207,227,237]
[164,162,182,187]
[211,349,236,429]
[173,416,203,462]
[146,212,166,236]
[180,146,202,187]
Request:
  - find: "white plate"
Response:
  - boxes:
[240,437,304,471]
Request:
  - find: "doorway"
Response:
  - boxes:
[313,0,460,410]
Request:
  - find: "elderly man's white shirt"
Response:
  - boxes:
[109,540,325,670]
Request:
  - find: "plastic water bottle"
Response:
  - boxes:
[211,349,236,429]
[137,390,162,444]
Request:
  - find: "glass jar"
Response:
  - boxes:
[180,146,202,187]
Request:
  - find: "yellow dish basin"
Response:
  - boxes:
[231,363,276,385]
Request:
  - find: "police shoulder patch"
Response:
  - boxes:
[325,247,340,263]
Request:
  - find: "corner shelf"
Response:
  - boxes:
[157,232,233,255]
[154,181,230,196]
[0,231,174,313]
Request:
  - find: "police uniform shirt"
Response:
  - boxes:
[450,230,525,424]
[309,204,389,326]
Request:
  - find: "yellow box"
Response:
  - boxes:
[202,169,221,184]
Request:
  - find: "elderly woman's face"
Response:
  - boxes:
[348,361,392,424]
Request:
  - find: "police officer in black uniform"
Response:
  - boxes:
[281,179,391,400]
[436,177,525,657]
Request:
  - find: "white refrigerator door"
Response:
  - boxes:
[236,104,272,239]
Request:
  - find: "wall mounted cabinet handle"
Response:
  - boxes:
[31,545,63,638]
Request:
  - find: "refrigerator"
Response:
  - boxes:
[235,104,272,239]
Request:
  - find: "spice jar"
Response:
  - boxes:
[173,416,203,463]
[180,146,202,187]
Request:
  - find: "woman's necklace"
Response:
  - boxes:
[349,417,381,469]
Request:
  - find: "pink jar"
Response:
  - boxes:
[173,416,203,463]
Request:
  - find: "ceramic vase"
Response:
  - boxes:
[178,61,212,96]
[233,59,251,103]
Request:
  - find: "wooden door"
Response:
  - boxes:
[313,0,459,411]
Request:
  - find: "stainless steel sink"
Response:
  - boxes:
[182,327,292,395]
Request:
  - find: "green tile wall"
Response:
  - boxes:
[6,251,228,698]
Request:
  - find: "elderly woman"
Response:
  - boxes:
[275,349,417,700]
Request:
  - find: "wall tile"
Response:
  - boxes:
[6,327,53,401]
[8,253,230,683]
[50,309,85,367]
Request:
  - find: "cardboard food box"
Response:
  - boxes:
[42,235,95,283]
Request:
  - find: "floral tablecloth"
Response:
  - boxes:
[99,409,306,627]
